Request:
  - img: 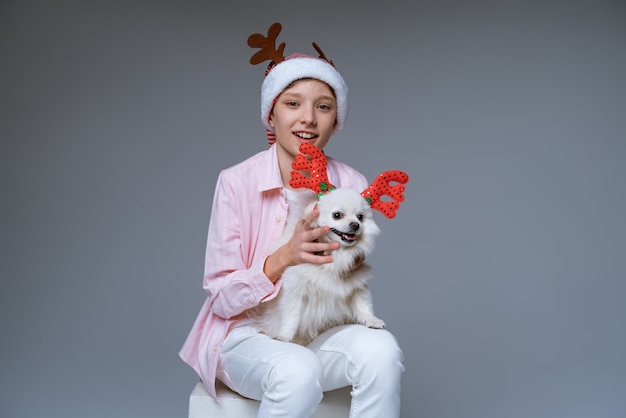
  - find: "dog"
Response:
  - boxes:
[248,186,385,346]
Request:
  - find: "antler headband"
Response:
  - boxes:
[289,143,409,219]
[247,23,349,140]
[247,22,335,70]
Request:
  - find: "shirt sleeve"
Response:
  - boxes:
[201,171,278,320]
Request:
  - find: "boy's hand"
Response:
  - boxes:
[263,206,338,282]
[291,206,339,264]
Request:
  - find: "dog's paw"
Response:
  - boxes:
[363,317,385,329]
[274,335,295,343]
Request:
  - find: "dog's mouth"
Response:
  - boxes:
[331,228,357,242]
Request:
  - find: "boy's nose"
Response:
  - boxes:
[300,106,316,125]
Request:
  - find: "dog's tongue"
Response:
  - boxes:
[342,233,356,241]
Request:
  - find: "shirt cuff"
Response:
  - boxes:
[251,255,280,302]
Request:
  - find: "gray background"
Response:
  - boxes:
[2,1,625,417]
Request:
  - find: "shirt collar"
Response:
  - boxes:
[258,144,284,192]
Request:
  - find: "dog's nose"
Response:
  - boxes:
[350,222,360,232]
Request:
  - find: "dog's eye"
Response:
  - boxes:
[333,212,343,220]
[357,214,364,221]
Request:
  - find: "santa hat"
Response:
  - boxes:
[248,23,348,145]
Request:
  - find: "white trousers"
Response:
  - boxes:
[216,324,404,418]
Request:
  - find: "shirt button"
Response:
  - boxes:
[213,345,220,352]
[275,216,281,223]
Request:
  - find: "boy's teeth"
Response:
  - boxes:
[296,132,315,139]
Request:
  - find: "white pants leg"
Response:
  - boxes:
[217,324,404,418]
[217,326,324,418]
[308,324,405,418]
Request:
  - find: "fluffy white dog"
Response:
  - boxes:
[248,187,385,345]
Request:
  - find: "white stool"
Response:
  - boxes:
[189,379,351,417]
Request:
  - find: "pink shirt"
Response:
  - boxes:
[178,144,368,397]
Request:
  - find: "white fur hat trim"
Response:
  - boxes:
[261,56,348,133]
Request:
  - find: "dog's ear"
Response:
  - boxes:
[361,171,409,219]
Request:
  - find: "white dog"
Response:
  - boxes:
[248,187,385,346]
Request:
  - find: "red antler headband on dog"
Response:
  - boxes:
[290,143,409,219]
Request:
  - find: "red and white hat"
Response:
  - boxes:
[248,23,348,145]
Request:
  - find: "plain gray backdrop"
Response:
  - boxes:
[1,1,625,417]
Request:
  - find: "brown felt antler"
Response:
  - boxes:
[290,143,335,196]
[312,42,335,67]
[248,22,286,66]
[361,171,409,219]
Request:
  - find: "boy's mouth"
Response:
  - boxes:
[294,131,318,140]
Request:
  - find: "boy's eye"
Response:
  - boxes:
[318,104,331,110]
[286,101,298,107]
[333,212,343,219]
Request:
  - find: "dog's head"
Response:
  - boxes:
[312,187,380,253]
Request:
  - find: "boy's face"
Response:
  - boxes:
[270,78,337,163]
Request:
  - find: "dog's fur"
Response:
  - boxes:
[248,187,384,345]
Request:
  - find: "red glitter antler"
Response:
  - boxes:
[361,171,409,219]
[290,144,409,217]
[289,143,335,197]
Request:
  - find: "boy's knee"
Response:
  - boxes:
[373,330,404,363]
[266,349,324,393]
[355,329,405,376]
[260,348,324,414]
